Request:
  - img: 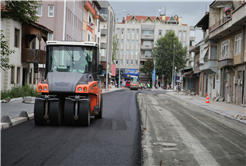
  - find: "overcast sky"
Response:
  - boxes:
[108,0,214,43]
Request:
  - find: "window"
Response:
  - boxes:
[216,74,219,81]
[132,29,135,34]
[100,49,106,56]
[131,60,133,65]
[120,59,123,65]
[126,60,129,65]
[127,40,130,45]
[48,5,54,17]
[88,33,91,41]
[14,28,20,48]
[143,41,152,45]
[183,42,186,47]
[183,31,186,40]
[221,39,230,58]
[131,50,134,55]
[117,28,120,34]
[115,60,118,64]
[11,66,15,84]
[179,31,182,37]
[82,30,85,41]
[127,50,129,55]
[144,51,151,56]
[127,29,130,34]
[16,67,20,84]
[159,30,162,36]
[166,30,169,33]
[37,5,42,16]
[135,60,138,65]
[235,33,242,55]
[132,40,134,45]
[120,49,123,55]
[121,39,124,45]
[48,33,53,41]
[121,29,124,34]
[136,29,139,34]
[135,51,138,55]
[142,30,154,35]
[136,40,139,44]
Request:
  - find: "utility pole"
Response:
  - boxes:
[172,44,175,89]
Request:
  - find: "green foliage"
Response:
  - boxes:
[112,34,119,64]
[1,0,40,23]
[152,30,188,83]
[1,84,40,100]
[0,30,15,71]
[140,58,154,80]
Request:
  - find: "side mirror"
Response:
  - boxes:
[98,64,103,75]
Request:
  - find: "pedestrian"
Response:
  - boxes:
[141,82,143,90]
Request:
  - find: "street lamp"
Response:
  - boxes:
[106,10,126,90]
[172,44,175,90]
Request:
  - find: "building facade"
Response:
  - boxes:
[115,14,195,86]
[189,0,246,106]
[98,1,115,87]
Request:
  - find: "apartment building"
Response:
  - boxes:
[115,14,195,85]
[190,0,246,106]
[37,0,100,42]
[98,1,115,86]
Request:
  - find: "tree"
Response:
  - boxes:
[112,34,119,64]
[152,30,188,84]
[1,0,40,23]
[140,58,154,83]
[1,30,15,71]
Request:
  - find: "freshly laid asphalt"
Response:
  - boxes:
[1,88,141,166]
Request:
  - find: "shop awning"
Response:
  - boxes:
[201,69,216,75]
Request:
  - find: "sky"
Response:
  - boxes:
[108,0,214,43]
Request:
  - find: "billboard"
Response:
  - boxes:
[124,69,139,78]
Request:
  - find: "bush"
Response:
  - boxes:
[1,84,40,100]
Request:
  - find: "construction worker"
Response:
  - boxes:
[147,83,150,90]
[141,82,143,90]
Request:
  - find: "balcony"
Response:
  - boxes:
[141,24,155,30]
[101,29,107,35]
[141,34,154,40]
[200,60,218,74]
[84,1,98,19]
[140,55,152,59]
[219,51,233,68]
[21,49,46,63]
[190,36,195,41]
[140,45,152,50]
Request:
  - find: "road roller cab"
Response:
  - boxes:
[34,41,103,126]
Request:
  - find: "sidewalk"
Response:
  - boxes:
[1,87,123,129]
[166,90,246,124]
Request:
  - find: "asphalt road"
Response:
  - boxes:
[139,93,246,166]
[1,90,141,166]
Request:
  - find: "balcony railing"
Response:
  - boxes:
[140,45,152,50]
[21,48,46,63]
[220,51,233,60]
[209,15,231,32]
[140,55,151,59]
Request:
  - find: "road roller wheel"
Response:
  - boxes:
[34,99,46,126]
[49,99,61,126]
[95,95,103,119]
[64,98,75,126]
[79,96,91,127]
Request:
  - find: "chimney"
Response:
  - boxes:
[127,13,129,17]
[116,18,118,23]
[122,17,125,23]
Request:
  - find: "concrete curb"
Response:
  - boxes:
[166,93,246,125]
[1,112,34,130]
